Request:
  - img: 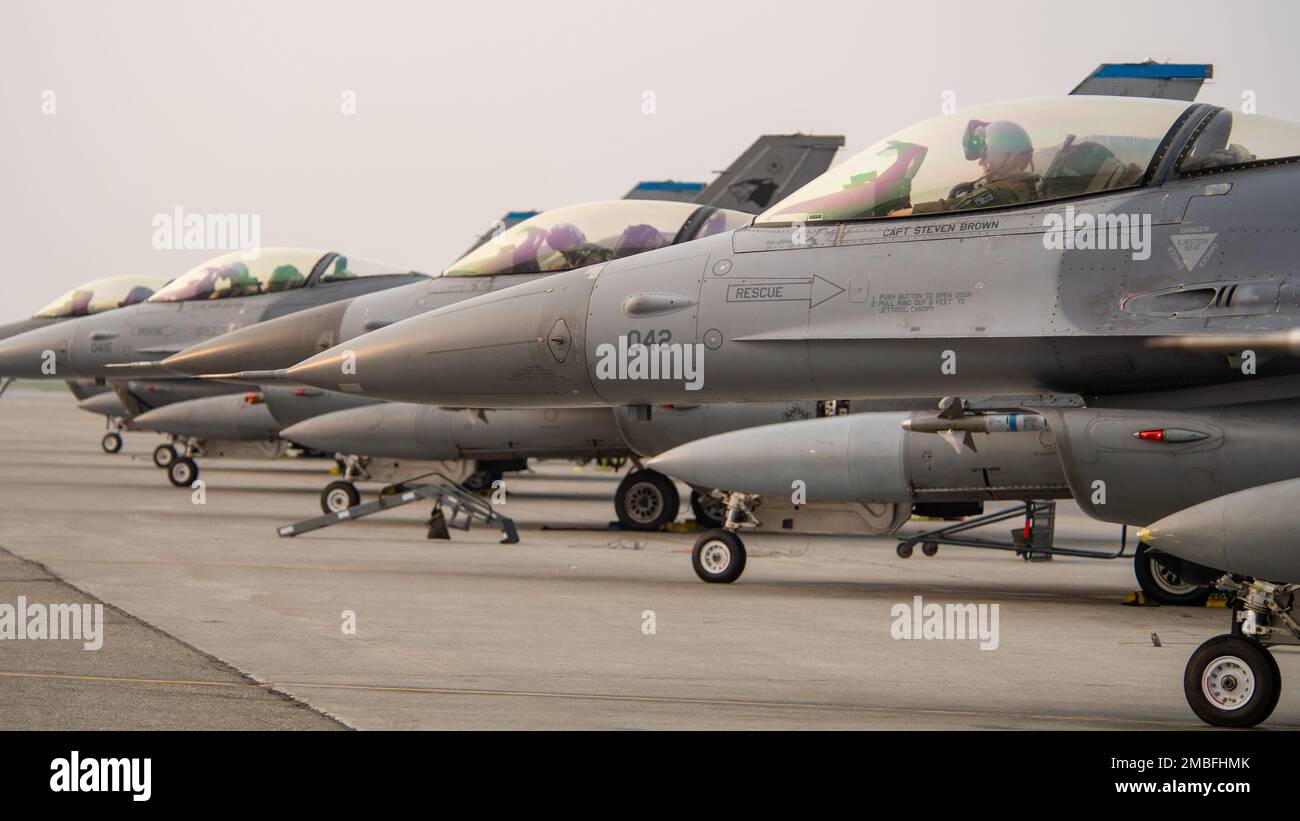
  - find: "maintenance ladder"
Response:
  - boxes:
[277,471,519,543]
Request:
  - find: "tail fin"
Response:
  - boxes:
[693,134,844,214]
[624,134,845,214]
[622,180,708,203]
[1070,61,1212,101]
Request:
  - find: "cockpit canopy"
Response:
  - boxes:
[1179,108,1300,174]
[757,97,1195,225]
[147,248,420,303]
[34,275,173,318]
[443,200,753,277]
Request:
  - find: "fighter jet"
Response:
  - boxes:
[156,198,758,489]
[156,136,845,492]
[0,274,169,346]
[0,248,429,382]
[172,65,1189,511]
[0,274,171,447]
[0,248,436,473]
[282,93,1300,726]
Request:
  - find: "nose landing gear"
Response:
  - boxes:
[1185,578,1297,727]
[691,491,760,583]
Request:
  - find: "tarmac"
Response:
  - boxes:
[2,386,1297,730]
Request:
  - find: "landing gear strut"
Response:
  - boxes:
[165,437,203,487]
[320,453,369,512]
[1185,578,1297,727]
[101,416,126,454]
[321,480,361,514]
[691,491,760,583]
[168,457,199,487]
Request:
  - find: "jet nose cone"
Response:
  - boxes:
[280,413,355,453]
[646,443,704,486]
[129,403,192,434]
[76,392,127,419]
[162,299,352,376]
[284,272,600,407]
[0,321,75,378]
[133,393,277,440]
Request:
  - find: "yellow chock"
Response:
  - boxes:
[1123,591,1150,606]
[1206,592,1229,608]
[664,522,703,533]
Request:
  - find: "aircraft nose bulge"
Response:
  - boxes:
[280,413,359,453]
[162,299,352,377]
[0,321,76,378]
[645,443,705,487]
[285,272,600,407]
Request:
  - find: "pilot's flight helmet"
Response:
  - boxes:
[963,119,1033,163]
[546,223,586,253]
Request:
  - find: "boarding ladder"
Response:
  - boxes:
[277,471,519,543]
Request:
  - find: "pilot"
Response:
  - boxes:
[267,264,305,292]
[612,223,665,258]
[890,119,1038,216]
[545,223,613,270]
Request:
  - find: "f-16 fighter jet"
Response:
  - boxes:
[282,94,1300,727]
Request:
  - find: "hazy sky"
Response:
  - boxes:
[4,0,1299,316]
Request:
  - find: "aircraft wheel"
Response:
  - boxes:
[615,469,680,531]
[690,489,726,529]
[1135,542,1211,606]
[692,530,746,583]
[168,458,198,488]
[897,542,914,558]
[921,541,939,557]
[153,443,177,468]
[462,463,503,492]
[101,432,123,454]
[321,480,361,514]
[1184,634,1281,727]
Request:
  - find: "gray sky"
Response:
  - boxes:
[3,0,1298,316]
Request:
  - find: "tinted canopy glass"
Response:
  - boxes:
[34,275,173,318]
[317,255,424,282]
[443,201,752,277]
[1179,109,1300,174]
[149,249,328,303]
[757,97,1191,225]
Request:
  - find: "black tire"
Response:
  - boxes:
[614,470,680,531]
[321,480,361,514]
[897,542,914,558]
[691,530,747,583]
[1135,542,1211,606]
[152,443,177,468]
[921,541,939,557]
[168,457,198,488]
[101,432,122,454]
[462,467,503,493]
[1184,634,1281,727]
[690,489,726,529]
